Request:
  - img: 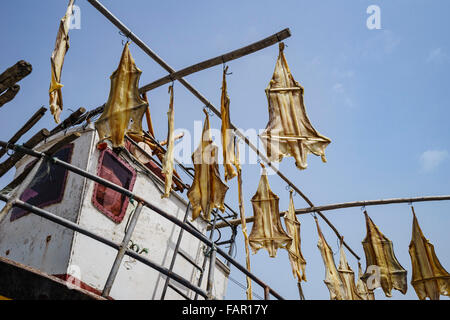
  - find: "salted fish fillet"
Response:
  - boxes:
[221,66,237,182]
[49,0,75,124]
[95,43,148,148]
[248,165,292,258]
[161,85,175,198]
[356,262,375,300]
[315,218,347,300]
[409,207,450,300]
[361,211,407,297]
[283,190,307,282]
[187,110,229,221]
[260,42,331,170]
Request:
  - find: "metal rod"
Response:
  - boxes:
[160,203,191,300]
[0,193,208,299]
[206,209,218,300]
[102,202,144,297]
[0,140,284,299]
[85,0,359,261]
[138,29,291,93]
[214,195,450,229]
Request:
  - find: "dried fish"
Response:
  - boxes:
[260,42,331,170]
[409,207,450,300]
[248,164,292,258]
[161,85,175,198]
[356,262,375,300]
[361,211,407,297]
[187,111,229,221]
[49,0,75,123]
[95,43,148,148]
[283,190,306,282]
[337,240,362,300]
[315,218,347,300]
[220,66,237,181]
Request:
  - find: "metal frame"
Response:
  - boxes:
[0,140,283,300]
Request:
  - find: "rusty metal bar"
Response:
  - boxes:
[0,140,284,299]
[85,0,360,261]
[102,201,144,297]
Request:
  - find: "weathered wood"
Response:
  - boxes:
[0,107,47,159]
[50,107,87,135]
[1,132,81,192]
[211,195,450,229]
[0,85,20,107]
[0,60,32,94]
[139,29,291,93]
[0,129,50,178]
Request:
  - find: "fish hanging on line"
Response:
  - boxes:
[220,66,237,182]
[356,262,375,300]
[315,217,347,300]
[187,110,229,221]
[49,0,75,124]
[409,207,450,300]
[260,42,331,170]
[361,211,408,297]
[283,190,307,282]
[248,164,292,258]
[95,42,148,148]
[337,239,362,300]
[161,85,175,199]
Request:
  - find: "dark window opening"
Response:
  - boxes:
[10,144,74,221]
[92,148,136,224]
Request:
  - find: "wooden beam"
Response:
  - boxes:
[0,85,20,108]
[0,129,50,178]
[1,133,81,192]
[50,107,86,135]
[211,195,450,229]
[0,107,47,159]
[0,60,32,94]
[138,28,291,93]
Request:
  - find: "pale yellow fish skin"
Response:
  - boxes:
[49,0,75,124]
[361,212,408,298]
[315,218,347,300]
[248,167,292,258]
[220,66,237,182]
[283,190,307,282]
[409,208,450,300]
[337,241,363,300]
[260,42,331,170]
[187,111,229,221]
[356,262,375,300]
[95,43,148,148]
[161,85,175,199]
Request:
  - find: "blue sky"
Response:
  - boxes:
[1,0,449,300]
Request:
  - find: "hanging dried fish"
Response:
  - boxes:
[49,0,75,124]
[409,207,450,300]
[187,110,229,221]
[220,66,237,181]
[260,42,331,170]
[235,140,252,300]
[95,42,148,148]
[248,164,292,258]
[315,218,347,300]
[161,85,175,198]
[361,211,407,297]
[284,190,307,282]
[356,262,375,300]
[337,240,362,300]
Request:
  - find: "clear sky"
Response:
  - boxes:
[1,0,449,300]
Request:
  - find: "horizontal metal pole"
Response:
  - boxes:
[0,194,208,299]
[213,195,450,229]
[0,140,284,299]
[86,0,359,261]
[138,28,291,93]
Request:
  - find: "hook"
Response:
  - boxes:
[5,142,14,156]
[203,105,214,117]
[119,31,130,46]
